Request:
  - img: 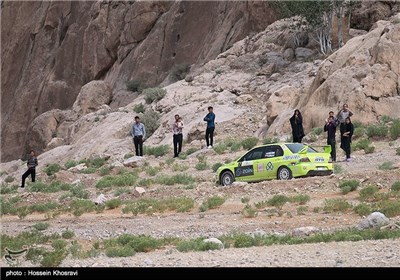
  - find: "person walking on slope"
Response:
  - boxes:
[203,106,215,149]
[340,117,354,162]
[289,109,305,143]
[131,116,146,157]
[20,150,38,189]
[324,115,337,162]
[172,114,184,158]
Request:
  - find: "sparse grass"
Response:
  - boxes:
[99,166,112,176]
[185,147,197,155]
[213,143,228,154]
[5,176,14,183]
[44,164,61,176]
[143,87,166,104]
[390,119,400,140]
[290,194,310,205]
[52,239,68,251]
[69,199,96,217]
[242,204,258,218]
[176,238,221,252]
[353,127,366,139]
[352,138,371,151]
[364,146,375,154]
[396,147,400,156]
[313,207,321,213]
[133,103,145,114]
[323,198,352,213]
[104,234,164,254]
[114,187,131,197]
[62,229,75,239]
[377,200,400,218]
[124,153,134,159]
[366,124,388,139]
[241,137,258,150]
[334,164,344,174]
[254,200,268,209]
[64,160,78,169]
[30,181,72,193]
[155,173,195,185]
[144,145,169,157]
[136,178,154,187]
[199,196,225,211]
[241,197,250,204]
[230,142,242,152]
[30,202,60,213]
[141,109,160,138]
[267,195,289,208]
[81,157,107,169]
[0,199,18,216]
[339,180,359,194]
[353,203,372,216]
[359,185,380,202]
[0,183,18,194]
[32,222,50,231]
[391,181,400,192]
[378,161,395,170]
[106,198,122,209]
[40,249,67,267]
[96,173,138,189]
[145,166,160,176]
[195,160,208,170]
[122,197,194,215]
[172,163,189,172]
[212,162,223,172]
[297,206,308,215]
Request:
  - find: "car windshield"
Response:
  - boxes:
[285,143,317,154]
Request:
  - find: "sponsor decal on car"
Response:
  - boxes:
[266,162,274,171]
[282,155,300,160]
[315,157,325,162]
[257,163,264,172]
[235,166,254,177]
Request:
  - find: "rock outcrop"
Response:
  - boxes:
[1,1,279,162]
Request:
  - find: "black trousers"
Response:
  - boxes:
[133,136,143,156]
[205,127,215,147]
[327,138,336,161]
[21,168,35,188]
[173,134,183,157]
[341,138,351,159]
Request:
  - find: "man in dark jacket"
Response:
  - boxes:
[20,150,38,189]
[324,116,337,161]
[203,106,215,148]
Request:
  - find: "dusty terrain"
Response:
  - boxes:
[1,138,399,267]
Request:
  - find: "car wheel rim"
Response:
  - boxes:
[280,169,289,180]
[223,175,231,185]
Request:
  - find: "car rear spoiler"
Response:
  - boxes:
[298,144,331,154]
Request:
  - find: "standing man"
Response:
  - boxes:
[172,114,184,157]
[131,116,146,157]
[324,115,337,162]
[20,150,38,189]
[203,106,215,149]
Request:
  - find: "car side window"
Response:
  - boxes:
[264,145,284,158]
[240,147,265,161]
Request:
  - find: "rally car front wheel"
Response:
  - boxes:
[220,171,234,186]
[277,166,292,180]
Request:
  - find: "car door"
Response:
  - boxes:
[263,145,285,179]
[235,146,266,182]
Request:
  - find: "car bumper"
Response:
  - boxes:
[290,163,333,177]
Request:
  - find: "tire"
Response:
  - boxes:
[220,171,234,186]
[277,166,292,180]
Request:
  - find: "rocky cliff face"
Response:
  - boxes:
[1,0,278,162]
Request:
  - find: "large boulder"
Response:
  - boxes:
[72,81,112,116]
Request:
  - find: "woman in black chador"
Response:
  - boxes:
[290,109,305,143]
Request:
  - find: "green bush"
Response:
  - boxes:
[185,147,197,155]
[230,142,242,152]
[143,88,166,104]
[44,164,61,176]
[323,198,352,213]
[364,146,375,154]
[290,194,310,205]
[176,238,221,252]
[105,246,136,258]
[96,173,137,189]
[195,161,208,171]
[69,199,96,217]
[311,127,323,135]
[126,80,143,93]
[4,176,14,183]
[359,185,379,202]
[64,161,78,169]
[29,202,60,213]
[41,249,67,267]
[334,164,344,174]
[352,138,371,151]
[106,198,122,209]
[212,162,223,172]
[141,109,160,138]
[390,119,400,140]
[296,206,308,215]
[170,63,191,81]
[82,157,107,168]
[353,127,365,139]
[241,137,259,150]
[200,196,225,211]
[155,174,195,185]
[99,166,112,176]
[378,161,394,170]
[267,195,289,208]
[339,180,359,194]
[377,200,400,218]
[133,103,145,114]
[32,222,50,231]
[62,229,75,239]
[380,115,393,124]
[144,145,169,157]
[0,184,18,194]
[353,203,372,216]
[396,147,400,156]
[213,143,227,154]
[366,124,388,139]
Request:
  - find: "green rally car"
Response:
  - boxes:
[216,143,333,186]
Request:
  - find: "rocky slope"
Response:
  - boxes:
[1,0,279,162]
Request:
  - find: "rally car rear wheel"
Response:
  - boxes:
[221,171,234,186]
[277,166,292,180]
